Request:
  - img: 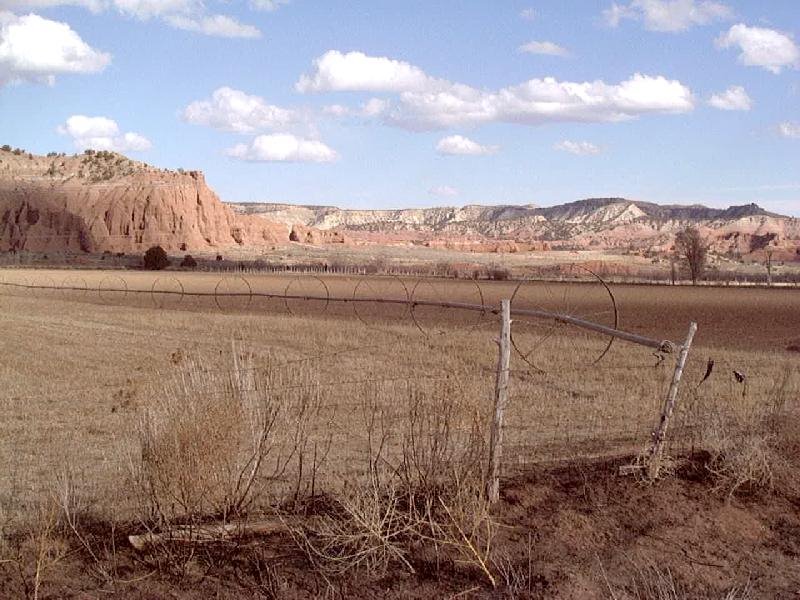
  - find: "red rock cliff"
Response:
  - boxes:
[0,150,288,253]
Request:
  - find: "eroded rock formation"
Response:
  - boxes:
[0,149,311,253]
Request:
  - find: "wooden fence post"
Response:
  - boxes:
[647,321,698,479]
[488,299,511,504]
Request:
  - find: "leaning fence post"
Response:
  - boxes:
[647,321,698,479]
[488,299,511,504]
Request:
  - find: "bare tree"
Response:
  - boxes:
[670,257,677,286]
[674,227,708,285]
[765,249,774,287]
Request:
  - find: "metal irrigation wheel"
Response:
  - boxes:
[98,275,128,303]
[409,277,486,337]
[509,265,619,372]
[7,273,29,297]
[61,275,88,298]
[31,273,57,297]
[283,276,330,316]
[352,275,410,328]
[150,277,184,309]
[214,276,253,312]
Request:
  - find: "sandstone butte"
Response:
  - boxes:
[0,149,305,253]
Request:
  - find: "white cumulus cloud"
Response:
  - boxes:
[518,41,569,57]
[0,11,110,85]
[716,24,799,74]
[296,50,439,93]
[165,14,260,38]
[112,0,198,19]
[0,0,104,12]
[0,0,263,39]
[58,115,152,151]
[323,98,390,119]
[436,135,498,156]
[708,85,752,110]
[361,97,389,117]
[299,51,695,131]
[429,185,459,198]
[777,122,800,139]
[554,140,602,156]
[390,73,695,130]
[117,131,152,151]
[226,134,338,163]
[183,87,300,133]
[603,0,731,32]
[322,104,351,117]
[249,0,289,11]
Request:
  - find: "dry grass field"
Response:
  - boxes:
[0,267,798,598]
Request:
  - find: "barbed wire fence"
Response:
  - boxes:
[0,266,708,488]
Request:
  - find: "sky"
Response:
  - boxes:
[0,0,799,215]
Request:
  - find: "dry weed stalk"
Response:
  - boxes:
[701,410,779,496]
[0,496,68,600]
[296,478,417,576]
[696,365,798,496]
[131,345,326,532]
[492,532,535,597]
[296,379,498,586]
[53,470,122,587]
[601,554,754,600]
[291,384,414,577]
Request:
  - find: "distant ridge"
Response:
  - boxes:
[0,146,796,260]
[229,197,799,260]
[233,198,786,224]
[535,199,783,221]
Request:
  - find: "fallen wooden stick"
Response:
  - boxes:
[128,520,288,551]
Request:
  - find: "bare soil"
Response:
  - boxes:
[1,443,798,598]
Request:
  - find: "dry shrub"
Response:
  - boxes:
[296,379,497,585]
[492,534,535,598]
[701,410,780,496]
[401,383,495,583]
[400,384,486,492]
[697,367,797,497]
[603,556,753,600]
[0,497,68,600]
[610,563,686,600]
[132,347,326,528]
[53,471,121,587]
[298,478,416,576]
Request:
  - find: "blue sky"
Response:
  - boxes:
[1,0,799,215]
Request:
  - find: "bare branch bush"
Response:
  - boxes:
[400,382,496,585]
[295,378,498,586]
[53,469,122,588]
[130,345,327,534]
[290,383,414,577]
[0,495,68,600]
